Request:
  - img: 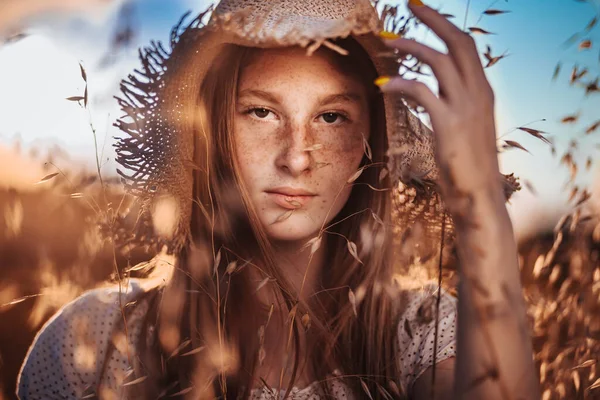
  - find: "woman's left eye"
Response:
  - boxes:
[319,112,346,124]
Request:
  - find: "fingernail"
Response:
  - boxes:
[408,0,425,6]
[374,76,391,88]
[378,31,402,40]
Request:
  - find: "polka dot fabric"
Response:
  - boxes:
[396,283,457,396]
[17,280,456,399]
[16,281,147,400]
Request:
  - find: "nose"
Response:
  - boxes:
[275,122,313,177]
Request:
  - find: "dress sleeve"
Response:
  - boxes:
[16,280,147,400]
[396,283,457,396]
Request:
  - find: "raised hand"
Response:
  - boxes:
[376,2,541,399]
[376,0,503,220]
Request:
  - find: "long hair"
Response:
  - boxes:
[133,37,407,399]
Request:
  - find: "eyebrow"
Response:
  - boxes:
[318,93,365,106]
[237,89,365,106]
[238,89,280,104]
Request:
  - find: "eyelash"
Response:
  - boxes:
[244,107,350,124]
[245,107,274,119]
[319,111,350,124]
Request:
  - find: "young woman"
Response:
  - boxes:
[17,0,540,399]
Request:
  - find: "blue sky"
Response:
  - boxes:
[0,0,598,237]
[412,0,600,234]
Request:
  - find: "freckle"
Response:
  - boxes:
[321,200,326,204]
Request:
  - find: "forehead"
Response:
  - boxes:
[238,46,365,92]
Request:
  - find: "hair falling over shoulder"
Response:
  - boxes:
[126,38,411,400]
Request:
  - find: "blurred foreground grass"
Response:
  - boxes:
[0,150,598,399]
[0,150,151,398]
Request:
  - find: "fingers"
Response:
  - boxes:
[382,37,463,102]
[407,0,486,84]
[375,76,447,117]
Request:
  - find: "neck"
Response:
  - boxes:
[271,237,326,303]
[255,237,327,387]
[247,239,326,306]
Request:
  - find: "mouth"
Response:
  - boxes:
[265,187,316,210]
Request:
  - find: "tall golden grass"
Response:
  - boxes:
[0,0,599,398]
[0,148,151,398]
[0,148,599,398]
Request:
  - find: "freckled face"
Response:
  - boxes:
[233,47,371,243]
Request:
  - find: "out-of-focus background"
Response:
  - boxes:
[0,0,599,398]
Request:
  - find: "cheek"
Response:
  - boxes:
[233,120,368,188]
[233,124,277,183]
[314,127,366,178]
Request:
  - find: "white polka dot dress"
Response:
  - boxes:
[16,281,149,399]
[396,284,457,395]
[17,280,457,399]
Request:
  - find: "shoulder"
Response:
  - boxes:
[395,282,457,396]
[16,279,153,400]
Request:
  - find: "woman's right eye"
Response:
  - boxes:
[250,108,271,119]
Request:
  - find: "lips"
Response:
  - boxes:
[265,187,316,210]
[266,187,316,196]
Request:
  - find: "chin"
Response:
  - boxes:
[260,212,321,243]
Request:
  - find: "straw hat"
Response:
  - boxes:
[112,0,519,263]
